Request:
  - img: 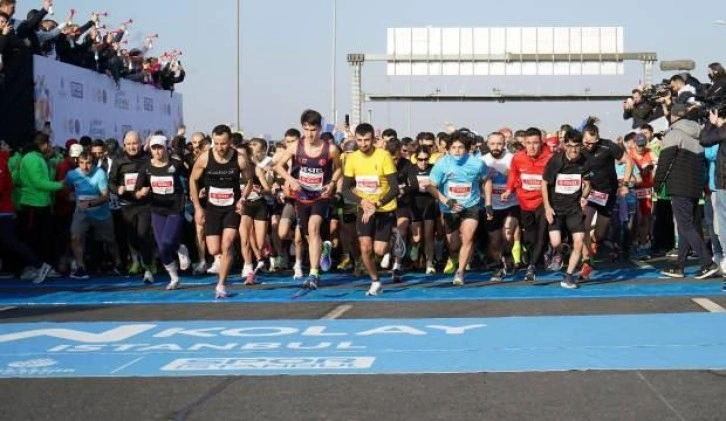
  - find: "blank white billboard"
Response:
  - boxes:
[386,27,625,76]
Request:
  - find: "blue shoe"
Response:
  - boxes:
[320,241,332,272]
[304,274,319,290]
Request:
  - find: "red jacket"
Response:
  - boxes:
[0,151,14,215]
[506,148,552,212]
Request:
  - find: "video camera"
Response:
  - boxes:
[642,80,671,106]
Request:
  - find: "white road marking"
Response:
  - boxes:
[0,306,16,312]
[110,357,145,374]
[692,298,726,313]
[631,259,655,270]
[321,304,353,320]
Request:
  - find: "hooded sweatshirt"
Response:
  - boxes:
[653,119,706,199]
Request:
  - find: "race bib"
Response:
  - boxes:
[299,167,324,191]
[554,174,582,195]
[588,190,609,206]
[123,173,138,190]
[356,176,381,194]
[208,186,235,207]
[521,173,542,192]
[447,182,472,201]
[417,175,430,192]
[634,188,651,200]
[150,176,174,195]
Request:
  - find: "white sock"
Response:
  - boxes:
[294,259,303,268]
[164,262,179,282]
[243,264,253,275]
[393,262,401,271]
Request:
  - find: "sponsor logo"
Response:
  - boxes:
[162,357,376,371]
[114,91,129,110]
[70,82,83,99]
[143,97,154,112]
[1,358,75,376]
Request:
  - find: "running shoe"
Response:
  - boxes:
[560,273,578,289]
[366,281,382,296]
[303,274,319,290]
[524,265,536,283]
[293,264,304,280]
[337,255,353,271]
[20,266,36,281]
[143,270,154,285]
[443,258,457,275]
[695,262,720,280]
[391,268,403,283]
[320,241,332,272]
[32,263,52,284]
[206,258,220,275]
[128,261,142,276]
[409,244,420,263]
[70,268,89,280]
[177,244,191,271]
[353,260,365,277]
[425,264,436,275]
[579,262,594,281]
[215,285,228,299]
[452,270,465,286]
[244,271,257,285]
[660,267,684,278]
[490,268,505,283]
[166,277,180,290]
[193,261,208,275]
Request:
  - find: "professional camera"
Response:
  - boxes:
[641,80,671,105]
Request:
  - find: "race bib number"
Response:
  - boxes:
[208,186,234,207]
[588,190,609,206]
[521,173,542,192]
[447,182,472,201]
[299,167,324,191]
[554,174,582,195]
[356,176,381,195]
[123,173,138,190]
[417,175,430,192]
[150,176,174,195]
[634,188,651,200]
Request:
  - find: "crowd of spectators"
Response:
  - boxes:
[0,0,185,91]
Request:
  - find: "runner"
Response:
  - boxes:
[541,130,591,289]
[273,110,342,289]
[581,123,633,278]
[502,127,553,283]
[342,123,400,296]
[239,137,273,285]
[482,132,522,282]
[134,135,189,290]
[189,125,250,298]
[427,130,493,286]
[108,131,154,283]
[408,145,437,274]
[387,138,411,282]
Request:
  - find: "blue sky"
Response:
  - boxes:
[16,0,726,139]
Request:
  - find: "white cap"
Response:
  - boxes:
[69,144,83,158]
[149,135,167,148]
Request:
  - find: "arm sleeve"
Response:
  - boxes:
[134,165,149,191]
[542,157,557,184]
[377,173,399,206]
[408,166,420,192]
[341,176,360,205]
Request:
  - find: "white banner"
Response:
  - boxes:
[33,56,184,146]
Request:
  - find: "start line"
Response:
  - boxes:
[0,314,725,378]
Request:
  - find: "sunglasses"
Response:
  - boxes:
[417,156,429,161]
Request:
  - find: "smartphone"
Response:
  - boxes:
[344,114,350,126]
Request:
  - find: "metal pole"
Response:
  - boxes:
[330,0,337,124]
[235,0,240,130]
[368,109,372,124]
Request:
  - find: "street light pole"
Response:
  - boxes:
[330,0,337,124]
[236,0,241,130]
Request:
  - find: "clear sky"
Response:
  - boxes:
[15,0,726,139]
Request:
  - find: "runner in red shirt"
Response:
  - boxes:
[502,127,553,282]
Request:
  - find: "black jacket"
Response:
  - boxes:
[699,122,726,190]
[654,119,706,198]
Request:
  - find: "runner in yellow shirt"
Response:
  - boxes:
[342,123,402,296]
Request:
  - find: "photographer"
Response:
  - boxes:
[699,106,726,276]
[623,89,664,128]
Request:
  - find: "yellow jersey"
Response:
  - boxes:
[344,148,397,212]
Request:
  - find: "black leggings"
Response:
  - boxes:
[521,205,548,267]
[17,205,53,264]
[121,205,153,265]
[0,217,42,269]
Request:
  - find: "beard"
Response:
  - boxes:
[489,149,504,159]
